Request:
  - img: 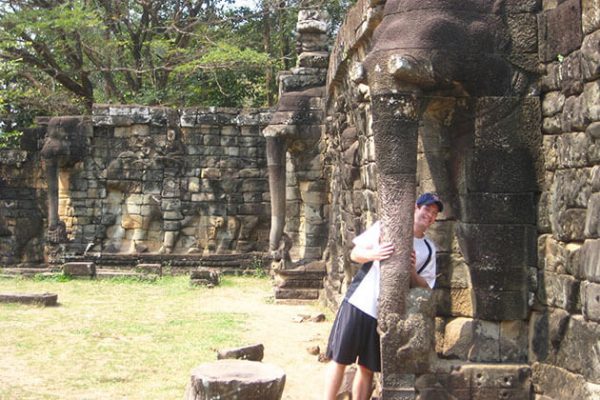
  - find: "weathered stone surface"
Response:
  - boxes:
[190,268,220,286]
[442,318,503,362]
[63,262,96,278]
[458,193,536,224]
[274,288,319,300]
[539,271,581,312]
[417,364,532,400]
[0,292,58,306]
[217,344,264,362]
[542,91,565,117]
[582,30,600,80]
[582,0,600,34]
[185,360,285,400]
[581,239,600,283]
[532,362,598,399]
[433,288,475,318]
[585,193,600,238]
[556,132,592,168]
[500,320,529,363]
[538,0,583,62]
[553,316,600,381]
[581,281,600,323]
[540,235,583,277]
[136,263,162,276]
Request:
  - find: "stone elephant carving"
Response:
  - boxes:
[357,0,541,393]
[40,116,89,244]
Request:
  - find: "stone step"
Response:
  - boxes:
[0,292,58,306]
[0,267,57,277]
[274,287,320,300]
[96,270,158,281]
[274,278,324,289]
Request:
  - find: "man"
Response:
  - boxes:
[323,193,443,400]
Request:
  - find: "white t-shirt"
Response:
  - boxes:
[347,221,436,318]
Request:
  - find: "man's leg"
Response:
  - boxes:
[323,360,347,400]
[352,364,374,400]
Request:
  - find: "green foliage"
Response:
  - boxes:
[250,256,269,278]
[0,130,22,149]
[0,0,354,120]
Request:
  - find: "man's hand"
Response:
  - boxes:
[350,242,394,264]
[370,242,395,261]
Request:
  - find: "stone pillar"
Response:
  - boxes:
[185,360,285,400]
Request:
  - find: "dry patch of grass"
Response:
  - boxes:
[0,275,271,400]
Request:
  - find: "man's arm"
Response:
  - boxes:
[410,268,430,288]
[350,242,395,264]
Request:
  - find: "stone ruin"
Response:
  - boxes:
[0,0,599,399]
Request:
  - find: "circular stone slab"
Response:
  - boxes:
[186,359,286,400]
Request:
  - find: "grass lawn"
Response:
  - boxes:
[0,275,272,400]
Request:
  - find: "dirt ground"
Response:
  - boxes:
[198,282,335,400]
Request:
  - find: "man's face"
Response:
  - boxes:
[414,203,439,230]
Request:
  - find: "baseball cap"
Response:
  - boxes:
[416,192,443,212]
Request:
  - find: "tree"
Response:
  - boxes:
[0,0,355,134]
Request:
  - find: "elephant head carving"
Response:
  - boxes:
[40,117,90,243]
[356,0,540,392]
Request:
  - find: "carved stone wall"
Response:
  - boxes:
[319,0,599,399]
[0,106,272,265]
[533,0,600,399]
[0,146,45,267]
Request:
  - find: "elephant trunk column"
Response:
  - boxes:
[44,158,60,232]
[365,47,423,400]
[265,136,287,260]
[371,90,422,399]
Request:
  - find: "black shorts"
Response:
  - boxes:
[326,300,381,372]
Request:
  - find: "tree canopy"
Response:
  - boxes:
[0,0,354,140]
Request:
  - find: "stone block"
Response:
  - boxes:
[581,30,600,80]
[560,51,585,96]
[0,292,58,306]
[581,281,600,323]
[585,193,600,238]
[556,132,592,168]
[555,316,600,381]
[538,0,583,62]
[185,360,285,400]
[539,271,581,311]
[532,362,594,399]
[217,344,264,362]
[274,288,319,300]
[541,235,583,277]
[542,115,562,134]
[584,81,600,121]
[136,263,162,276]
[507,12,538,53]
[458,193,536,224]
[530,311,553,364]
[582,0,600,34]
[63,262,96,278]
[542,91,565,117]
[433,288,475,317]
[190,268,220,287]
[456,223,536,267]
[500,320,529,362]
[427,364,532,399]
[442,318,501,362]
[473,288,528,320]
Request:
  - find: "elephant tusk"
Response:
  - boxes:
[387,54,436,87]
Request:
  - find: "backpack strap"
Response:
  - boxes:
[417,239,432,275]
[344,261,373,300]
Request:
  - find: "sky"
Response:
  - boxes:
[230,0,258,9]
